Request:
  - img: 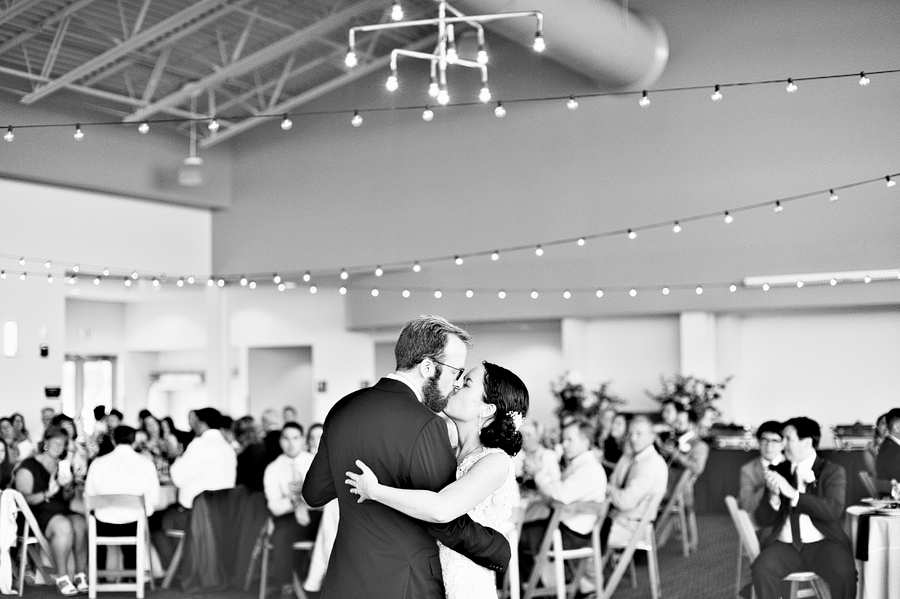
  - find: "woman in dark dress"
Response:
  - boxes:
[14,425,88,596]
[0,438,14,489]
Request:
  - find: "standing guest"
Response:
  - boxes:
[263,423,317,599]
[863,413,888,477]
[152,407,236,569]
[740,421,784,530]
[14,426,89,595]
[234,416,268,493]
[306,423,323,455]
[84,425,160,574]
[875,408,900,486]
[514,419,560,491]
[602,416,668,550]
[0,438,14,489]
[601,413,629,477]
[520,418,607,590]
[283,405,299,425]
[751,417,856,599]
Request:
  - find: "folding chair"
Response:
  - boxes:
[83,494,155,599]
[10,490,55,596]
[597,498,658,599]
[655,468,695,556]
[159,530,185,589]
[522,500,609,599]
[256,517,315,599]
[858,470,879,498]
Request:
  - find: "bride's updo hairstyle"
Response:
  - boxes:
[479,361,530,457]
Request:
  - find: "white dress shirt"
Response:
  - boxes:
[776,452,825,545]
[263,451,315,517]
[169,428,236,509]
[84,444,161,522]
[534,450,607,535]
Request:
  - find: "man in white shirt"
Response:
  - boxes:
[751,417,856,599]
[84,425,160,573]
[520,418,607,586]
[152,407,236,569]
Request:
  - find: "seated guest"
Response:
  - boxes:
[40,406,56,436]
[261,409,285,465]
[601,413,629,477]
[520,418,606,586]
[654,400,679,448]
[137,414,178,483]
[10,412,36,459]
[0,417,25,464]
[160,416,187,455]
[234,416,268,493]
[513,419,560,491]
[863,412,888,478]
[751,417,856,599]
[659,406,709,515]
[283,405,299,425]
[263,423,317,598]
[875,408,900,486]
[152,407,236,569]
[50,414,89,484]
[602,416,668,549]
[0,438,14,489]
[14,426,88,595]
[84,425,160,574]
[740,421,784,531]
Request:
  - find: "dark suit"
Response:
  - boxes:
[875,435,900,482]
[302,377,510,599]
[751,455,856,599]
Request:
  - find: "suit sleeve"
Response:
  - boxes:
[302,428,336,508]
[796,463,845,523]
[411,418,511,574]
[739,462,764,524]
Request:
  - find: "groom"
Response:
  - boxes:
[303,315,511,599]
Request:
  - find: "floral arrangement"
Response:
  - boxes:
[646,373,732,415]
[551,371,624,423]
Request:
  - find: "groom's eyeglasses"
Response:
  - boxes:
[431,359,465,382]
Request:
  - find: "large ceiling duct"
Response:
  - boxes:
[451,0,669,90]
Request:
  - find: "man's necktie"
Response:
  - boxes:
[789,468,802,551]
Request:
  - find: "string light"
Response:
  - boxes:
[217,278,225,287]
[859,72,870,86]
[18,258,24,265]
[93,276,100,285]
[730,284,737,292]
[47,274,53,283]
[207,278,214,286]
[672,222,682,233]
[662,287,669,295]
[131,271,138,279]
[455,256,464,265]
[340,269,348,280]
[829,189,838,201]
[4,126,13,142]
[696,286,703,294]
[273,273,282,284]
[830,278,837,286]
[535,245,543,256]
[498,290,506,299]
[401,289,410,298]
[351,110,363,127]
[577,237,586,246]
[531,290,539,299]
[533,32,545,53]
[73,124,84,141]
[1,271,5,279]
[887,176,896,187]
[138,121,150,134]
[465,289,474,298]
[796,281,803,288]
[711,85,722,101]
[477,47,488,65]
[278,283,286,291]
[177,278,185,287]
[309,285,318,294]
[102,267,110,276]
[762,283,770,291]
[563,290,571,299]
[390,2,403,21]
[344,49,357,68]
[724,211,734,224]
[494,102,506,118]
[187,276,195,284]
[374,266,383,277]
[629,288,637,297]
[208,118,219,132]
[864,275,872,283]
[44,261,51,269]
[239,276,248,286]
[434,290,442,298]
[773,201,784,213]
[124,277,132,287]
[412,262,421,272]
[479,86,492,103]
[595,289,603,298]
[422,107,434,122]
[786,78,797,93]
[153,278,161,287]
[20,272,26,280]
[386,74,399,91]
[280,115,293,131]
[566,96,578,110]
[639,91,650,107]
[303,271,311,282]
[428,80,439,98]
[627,229,637,240]
[491,251,500,261]
[437,88,450,106]
[72,265,80,273]
[336,286,346,295]
[249,281,256,289]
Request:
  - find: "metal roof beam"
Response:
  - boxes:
[0,0,100,58]
[0,0,48,28]
[124,0,383,123]
[200,35,435,149]
[20,0,256,105]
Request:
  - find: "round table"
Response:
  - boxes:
[846,505,900,599]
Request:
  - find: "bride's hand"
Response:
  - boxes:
[345,459,379,503]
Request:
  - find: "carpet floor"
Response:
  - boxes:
[16,514,741,599]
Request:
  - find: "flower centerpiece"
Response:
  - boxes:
[645,373,732,416]
[551,372,624,424]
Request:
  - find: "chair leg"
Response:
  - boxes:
[678,503,689,558]
[88,531,97,599]
[648,535,661,599]
[628,558,637,588]
[789,581,800,599]
[161,536,185,590]
[813,577,832,599]
[259,542,269,599]
[18,539,27,597]
[292,571,308,599]
[552,531,566,599]
[136,539,145,599]
[735,542,744,598]
[688,506,699,554]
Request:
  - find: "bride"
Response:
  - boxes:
[346,361,529,599]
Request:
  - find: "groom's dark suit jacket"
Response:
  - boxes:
[302,377,510,599]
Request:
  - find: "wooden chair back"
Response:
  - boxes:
[83,493,152,599]
[9,490,55,596]
[655,467,694,553]
[598,498,657,599]
[858,470,879,498]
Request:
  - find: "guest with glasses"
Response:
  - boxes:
[740,421,784,532]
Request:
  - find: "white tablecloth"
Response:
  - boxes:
[847,506,900,599]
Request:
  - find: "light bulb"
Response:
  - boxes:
[351,110,363,127]
[786,78,797,93]
[724,211,734,224]
[535,245,543,256]
[563,290,571,299]
[249,281,256,289]
[887,176,896,188]
[531,290,539,299]
[434,290,442,298]
[830,278,837,286]
[455,256,463,265]
[477,48,488,65]
[344,50,357,68]
[629,288,637,297]
[45,261,51,269]
[829,189,838,202]
[339,286,347,295]
[177,278,185,287]
[412,262,421,272]
[696,286,703,294]
[491,251,499,261]
[402,289,410,298]
[446,46,458,64]
[498,290,506,299]
[374,266,383,277]
[465,289,474,298]
[639,91,650,107]
[566,96,578,110]
[239,276,248,286]
[478,86,491,103]
[47,275,53,283]
[67,276,76,285]
[4,126,13,142]
[437,88,450,106]
[72,265,79,273]
[273,274,282,284]
[428,81,439,98]
[864,275,872,283]
[385,75,399,91]
[577,237,585,246]
[206,278,214,286]
[0,271,5,279]
[390,2,403,21]
[278,283,286,291]
[859,72,870,86]
[340,269,348,280]
[730,284,737,292]
[20,272,26,281]
[533,33,545,52]
[280,115,292,130]
[153,278,160,287]
[18,258,24,265]
[208,118,219,132]
[303,271,311,282]
[796,281,804,288]
[422,107,434,121]
[138,121,150,134]
[309,285,317,294]
[774,201,784,213]
[627,229,636,239]
[662,287,669,295]
[187,276,195,284]
[762,283,770,291]
[124,278,131,287]
[74,125,84,141]
[102,267,110,276]
[711,85,722,101]
[673,222,682,233]
[93,276,100,285]
[494,102,506,118]
[595,289,603,298]
[217,278,225,287]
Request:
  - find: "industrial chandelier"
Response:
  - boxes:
[345,1,544,105]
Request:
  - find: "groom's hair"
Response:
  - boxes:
[395,315,473,371]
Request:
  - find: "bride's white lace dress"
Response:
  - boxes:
[438,446,517,599]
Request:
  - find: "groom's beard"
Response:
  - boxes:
[422,372,449,413]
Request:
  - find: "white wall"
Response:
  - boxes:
[247,347,314,425]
